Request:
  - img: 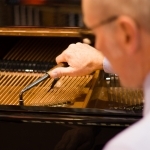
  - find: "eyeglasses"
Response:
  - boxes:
[89,16,118,30]
[80,16,118,45]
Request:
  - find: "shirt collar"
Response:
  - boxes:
[143,72,150,116]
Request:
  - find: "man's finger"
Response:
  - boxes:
[56,52,67,64]
[49,67,78,78]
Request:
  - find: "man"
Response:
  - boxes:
[50,0,150,149]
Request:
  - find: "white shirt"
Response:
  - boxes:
[103,58,114,74]
[103,58,150,150]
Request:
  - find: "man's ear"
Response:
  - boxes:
[116,16,140,55]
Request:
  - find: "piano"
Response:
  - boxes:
[0,1,143,150]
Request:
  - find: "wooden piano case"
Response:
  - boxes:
[0,27,142,150]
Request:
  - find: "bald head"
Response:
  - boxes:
[82,0,150,31]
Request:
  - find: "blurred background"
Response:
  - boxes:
[1,0,83,27]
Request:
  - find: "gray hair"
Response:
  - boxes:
[94,0,150,31]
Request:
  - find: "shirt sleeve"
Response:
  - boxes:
[103,112,150,150]
[103,58,114,74]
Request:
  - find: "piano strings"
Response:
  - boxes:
[0,72,93,106]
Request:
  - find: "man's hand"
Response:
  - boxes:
[49,42,104,78]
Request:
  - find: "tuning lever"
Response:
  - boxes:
[19,62,68,106]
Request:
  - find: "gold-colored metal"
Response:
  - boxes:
[90,73,144,109]
[4,37,81,62]
[0,27,92,37]
[0,72,93,107]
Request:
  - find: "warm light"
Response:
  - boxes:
[21,0,46,5]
